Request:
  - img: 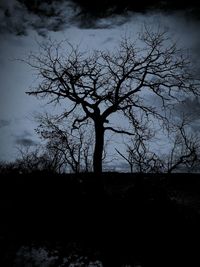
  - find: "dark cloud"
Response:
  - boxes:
[71,0,200,19]
[0,0,200,35]
[13,130,38,147]
[63,0,200,28]
[0,0,79,36]
[102,37,115,44]
[175,97,200,121]
[15,137,37,147]
[0,119,10,128]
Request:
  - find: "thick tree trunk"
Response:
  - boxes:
[93,122,104,173]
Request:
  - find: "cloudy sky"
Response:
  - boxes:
[0,0,200,163]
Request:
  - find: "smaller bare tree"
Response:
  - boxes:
[116,118,164,173]
[166,117,200,173]
[36,114,94,173]
[117,115,200,173]
[0,161,21,174]
[16,145,62,173]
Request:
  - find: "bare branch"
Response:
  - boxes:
[105,127,135,136]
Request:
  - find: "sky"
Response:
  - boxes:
[0,0,200,166]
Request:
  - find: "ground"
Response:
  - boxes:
[1,172,200,266]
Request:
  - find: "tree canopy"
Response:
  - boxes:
[26,26,200,173]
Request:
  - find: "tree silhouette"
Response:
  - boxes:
[16,145,62,173]
[166,116,200,173]
[36,114,94,173]
[116,115,200,173]
[26,26,199,173]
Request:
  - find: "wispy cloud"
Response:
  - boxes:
[0,119,10,128]
[175,97,200,120]
[13,130,38,147]
[15,137,37,147]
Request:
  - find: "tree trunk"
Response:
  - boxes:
[93,122,104,173]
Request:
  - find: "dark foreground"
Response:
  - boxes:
[1,172,200,267]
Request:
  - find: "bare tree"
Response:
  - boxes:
[117,115,200,173]
[36,114,94,173]
[166,117,200,173]
[116,145,164,173]
[0,161,21,174]
[16,145,62,173]
[25,26,199,173]
[116,117,164,173]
